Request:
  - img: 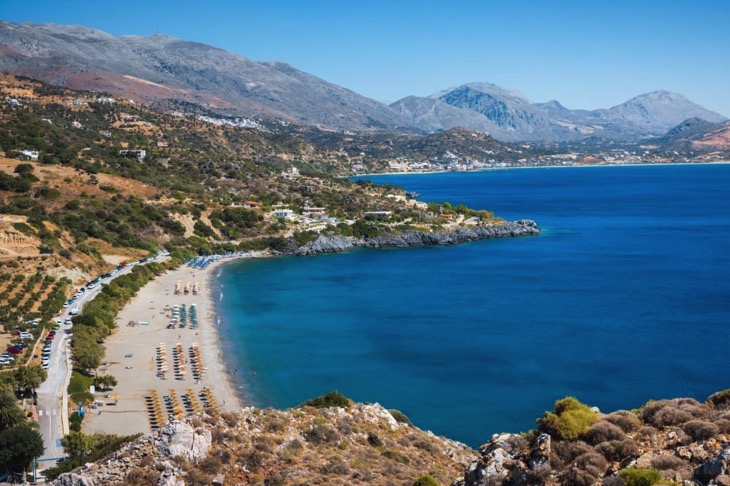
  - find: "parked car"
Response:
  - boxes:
[8,348,23,355]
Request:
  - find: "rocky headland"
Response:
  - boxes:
[292,220,540,256]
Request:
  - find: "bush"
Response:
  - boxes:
[552,440,593,467]
[302,424,339,444]
[69,412,83,433]
[650,454,687,471]
[652,406,693,427]
[14,164,34,174]
[564,451,608,486]
[604,411,641,433]
[125,468,158,485]
[389,409,412,426]
[707,389,730,410]
[538,397,598,440]
[617,468,662,486]
[682,419,719,441]
[367,431,383,447]
[300,390,351,409]
[603,477,625,486]
[585,421,626,445]
[413,475,441,486]
[595,439,639,462]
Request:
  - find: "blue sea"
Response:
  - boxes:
[217,164,730,447]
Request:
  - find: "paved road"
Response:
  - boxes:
[37,254,169,463]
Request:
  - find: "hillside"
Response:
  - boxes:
[48,389,730,485]
[0,21,410,131]
[0,73,534,288]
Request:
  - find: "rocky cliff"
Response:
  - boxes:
[50,389,730,486]
[293,220,540,256]
[52,401,476,486]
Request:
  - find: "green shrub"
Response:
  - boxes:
[389,409,412,426]
[367,431,383,447]
[537,396,597,440]
[301,391,351,409]
[69,412,83,432]
[618,468,662,486]
[413,475,441,486]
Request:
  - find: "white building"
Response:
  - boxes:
[281,167,299,180]
[119,149,146,162]
[273,209,294,220]
[20,150,39,161]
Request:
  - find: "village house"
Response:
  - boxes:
[71,121,83,129]
[243,201,260,209]
[273,209,294,220]
[19,150,39,161]
[119,149,146,162]
[280,167,299,180]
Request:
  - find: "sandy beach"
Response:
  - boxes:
[83,256,255,436]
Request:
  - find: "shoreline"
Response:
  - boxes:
[82,254,263,436]
[79,221,538,436]
[351,160,730,178]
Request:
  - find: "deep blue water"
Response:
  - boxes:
[217,164,730,447]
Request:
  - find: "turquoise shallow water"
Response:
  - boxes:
[217,164,730,446]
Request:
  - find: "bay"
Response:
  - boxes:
[217,163,730,446]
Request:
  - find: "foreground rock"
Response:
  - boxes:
[455,391,730,486]
[53,402,476,485]
[294,220,540,256]
[50,389,730,485]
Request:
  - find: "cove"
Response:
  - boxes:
[217,163,730,447]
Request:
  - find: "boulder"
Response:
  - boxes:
[53,473,96,486]
[156,420,212,463]
[694,446,730,483]
[528,433,551,469]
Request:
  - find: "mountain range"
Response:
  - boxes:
[391,83,727,141]
[0,21,726,142]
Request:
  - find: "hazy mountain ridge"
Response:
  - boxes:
[393,84,727,142]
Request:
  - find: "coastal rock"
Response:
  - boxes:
[528,433,551,470]
[295,221,540,256]
[156,420,212,463]
[459,433,526,485]
[53,473,96,486]
[695,446,730,483]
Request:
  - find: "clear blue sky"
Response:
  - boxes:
[2,0,729,115]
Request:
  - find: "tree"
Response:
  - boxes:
[537,396,598,440]
[0,425,44,474]
[0,391,26,432]
[61,431,98,462]
[94,375,118,391]
[14,163,34,174]
[13,366,47,392]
